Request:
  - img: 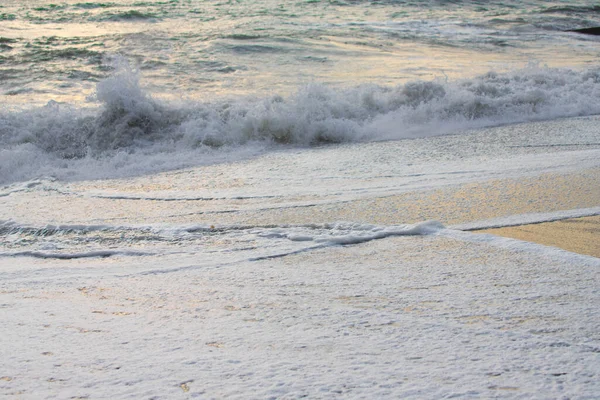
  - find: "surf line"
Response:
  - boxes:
[450,207,600,231]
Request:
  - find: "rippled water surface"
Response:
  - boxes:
[1,0,599,105]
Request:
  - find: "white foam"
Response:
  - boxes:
[265,220,445,245]
[2,63,600,184]
[0,249,153,260]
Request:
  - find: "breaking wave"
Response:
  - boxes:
[1,62,600,184]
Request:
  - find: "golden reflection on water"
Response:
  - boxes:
[1,0,599,107]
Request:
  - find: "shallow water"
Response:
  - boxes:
[2,115,599,264]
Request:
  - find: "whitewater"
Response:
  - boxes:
[1,1,600,399]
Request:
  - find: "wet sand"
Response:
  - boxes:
[3,167,599,228]
[478,216,600,258]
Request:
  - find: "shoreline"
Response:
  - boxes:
[477,216,600,258]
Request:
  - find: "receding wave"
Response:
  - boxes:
[1,62,600,184]
[0,219,445,263]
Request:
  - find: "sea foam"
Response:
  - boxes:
[1,62,600,184]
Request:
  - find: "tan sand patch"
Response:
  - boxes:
[478,216,600,258]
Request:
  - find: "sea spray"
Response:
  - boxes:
[1,62,600,184]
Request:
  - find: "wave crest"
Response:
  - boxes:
[1,62,600,183]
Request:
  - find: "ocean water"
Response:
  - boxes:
[1,0,600,183]
[1,1,600,399]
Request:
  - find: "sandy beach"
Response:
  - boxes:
[479,216,600,258]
